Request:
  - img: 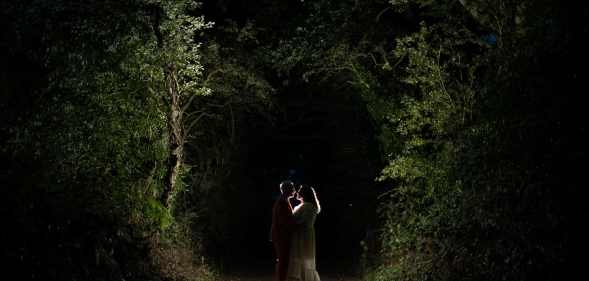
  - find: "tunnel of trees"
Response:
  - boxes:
[196,87,378,275]
[2,0,588,281]
[194,78,383,273]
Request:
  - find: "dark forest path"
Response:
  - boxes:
[220,272,362,281]
[219,260,363,281]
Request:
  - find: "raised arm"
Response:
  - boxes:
[292,203,309,225]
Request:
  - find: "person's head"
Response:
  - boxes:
[297,184,321,213]
[279,180,295,197]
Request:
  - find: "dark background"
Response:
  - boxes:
[201,81,383,273]
[3,0,588,280]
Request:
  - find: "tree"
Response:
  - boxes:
[1,1,215,280]
[146,0,213,208]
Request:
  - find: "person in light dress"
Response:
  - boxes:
[287,184,321,281]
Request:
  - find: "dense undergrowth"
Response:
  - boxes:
[2,1,587,281]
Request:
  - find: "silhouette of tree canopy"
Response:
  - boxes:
[1,0,587,280]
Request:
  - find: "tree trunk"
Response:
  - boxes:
[160,64,184,207]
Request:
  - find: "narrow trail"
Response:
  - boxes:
[220,272,362,281]
[219,261,363,281]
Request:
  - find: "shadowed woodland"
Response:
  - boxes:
[2,0,588,280]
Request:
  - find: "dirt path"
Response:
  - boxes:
[220,273,362,281]
[219,258,363,281]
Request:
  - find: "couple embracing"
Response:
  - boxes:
[271,181,321,281]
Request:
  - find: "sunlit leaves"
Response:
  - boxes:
[369,1,580,281]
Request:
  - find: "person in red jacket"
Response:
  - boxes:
[271,180,296,281]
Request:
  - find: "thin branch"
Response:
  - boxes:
[185,111,217,133]
[436,46,454,107]
[181,92,199,113]
[229,103,235,145]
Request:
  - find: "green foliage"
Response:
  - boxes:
[255,1,585,280]
[2,0,216,280]
[181,17,279,265]
[3,0,585,280]
[369,1,586,281]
